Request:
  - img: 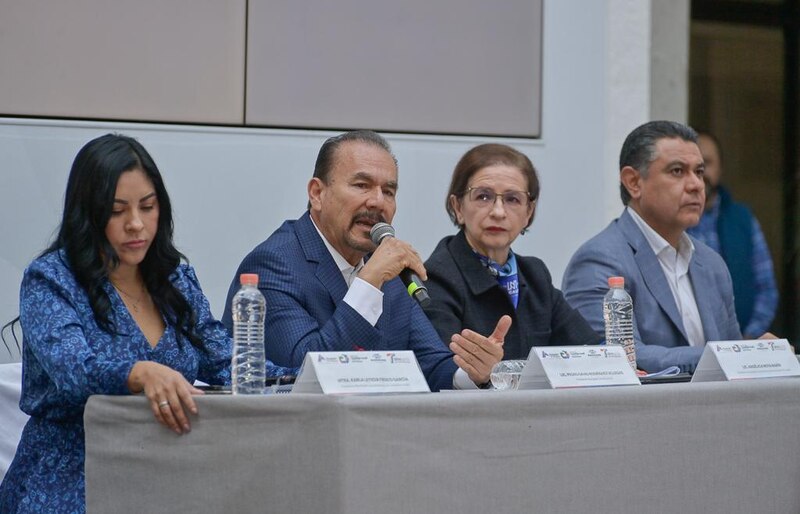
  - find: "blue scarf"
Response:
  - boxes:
[474,250,520,309]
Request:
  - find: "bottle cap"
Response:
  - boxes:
[240,273,259,285]
[608,276,624,288]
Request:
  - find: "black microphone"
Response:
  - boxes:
[369,222,431,307]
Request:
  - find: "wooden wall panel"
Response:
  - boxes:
[245,0,542,137]
[0,0,246,124]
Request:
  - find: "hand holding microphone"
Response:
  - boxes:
[362,222,431,307]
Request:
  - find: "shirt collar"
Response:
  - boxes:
[626,206,695,261]
[310,216,364,275]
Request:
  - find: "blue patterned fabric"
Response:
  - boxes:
[474,251,520,308]
[0,250,239,513]
[221,212,458,391]
[687,188,778,337]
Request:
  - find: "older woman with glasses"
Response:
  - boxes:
[423,144,600,362]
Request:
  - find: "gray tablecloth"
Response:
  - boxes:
[85,379,800,514]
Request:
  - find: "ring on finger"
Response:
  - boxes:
[158,400,170,409]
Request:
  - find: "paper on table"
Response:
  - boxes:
[640,366,681,378]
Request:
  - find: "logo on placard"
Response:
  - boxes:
[560,350,570,359]
[768,341,783,351]
[733,344,741,353]
[338,354,350,364]
[387,353,411,364]
[370,353,387,362]
[318,354,326,362]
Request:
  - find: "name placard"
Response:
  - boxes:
[691,339,800,382]
[291,351,430,394]
[518,346,640,389]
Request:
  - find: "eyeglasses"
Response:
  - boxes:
[463,187,533,211]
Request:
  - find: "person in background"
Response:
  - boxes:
[423,144,600,360]
[222,130,510,390]
[0,134,291,513]
[562,121,750,374]
[686,131,778,339]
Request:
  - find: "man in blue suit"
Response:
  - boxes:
[562,121,757,374]
[223,130,510,391]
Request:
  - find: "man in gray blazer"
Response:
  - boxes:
[562,121,744,373]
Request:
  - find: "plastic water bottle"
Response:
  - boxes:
[603,276,636,370]
[231,273,266,394]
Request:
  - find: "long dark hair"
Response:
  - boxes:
[46,133,203,349]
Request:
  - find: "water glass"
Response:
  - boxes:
[490,360,526,391]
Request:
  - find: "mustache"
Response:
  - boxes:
[351,211,385,227]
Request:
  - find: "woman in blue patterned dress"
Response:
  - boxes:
[0,134,290,513]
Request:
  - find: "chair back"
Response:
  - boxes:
[1,317,22,364]
[0,361,27,482]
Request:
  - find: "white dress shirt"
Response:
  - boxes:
[627,207,706,346]
[310,218,476,389]
[311,218,383,326]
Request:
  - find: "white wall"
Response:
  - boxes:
[651,0,691,123]
[0,1,668,360]
[603,0,652,222]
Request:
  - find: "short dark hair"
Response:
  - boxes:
[307,130,397,209]
[313,130,396,182]
[619,120,698,205]
[445,143,539,230]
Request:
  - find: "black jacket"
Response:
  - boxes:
[423,231,600,360]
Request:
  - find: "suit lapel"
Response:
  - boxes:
[688,250,718,341]
[450,231,505,297]
[295,212,348,303]
[449,231,524,355]
[619,211,689,342]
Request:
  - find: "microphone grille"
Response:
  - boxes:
[370,222,395,244]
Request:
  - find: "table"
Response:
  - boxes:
[85,379,800,514]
